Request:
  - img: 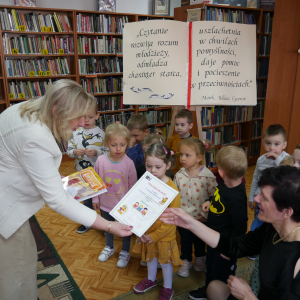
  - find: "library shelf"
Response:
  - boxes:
[4,54,75,57]
[79,73,123,77]
[78,54,122,57]
[248,155,260,165]
[98,109,135,114]
[251,137,262,141]
[253,118,264,121]
[260,33,272,36]
[2,31,74,35]
[90,92,123,96]
[0,77,3,79]
[257,98,266,101]
[9,98,29,101]
[259,55,270,58]
[0,100,6,105]
[149,122,171,126]
[257,77,268,80]
[77,33,122,36]
[6,75,76,80]
[202,121,249,130]
[139,106,172,112]
[211,140,248,149]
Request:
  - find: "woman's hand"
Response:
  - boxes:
[109,221,133,237]
[144,234,154,244]
[160,208,195,230]
[140,235,148,243]
[227,276,258,300]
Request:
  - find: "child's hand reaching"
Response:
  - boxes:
[140,234,154,244]
[201,201,210,213]
[248,201,255,209]
[93,202,100,210]
[74,148,85,156]
[85,149,97,158]
[265,152,279,160]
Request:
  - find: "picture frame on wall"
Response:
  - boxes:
[153,0,170,16]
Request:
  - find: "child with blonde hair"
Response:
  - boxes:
[133,143,182,300]
[93,123,137,268]
[174,137,217,278]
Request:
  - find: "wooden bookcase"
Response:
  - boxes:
[174,4,274,166]
[0,6,173,160]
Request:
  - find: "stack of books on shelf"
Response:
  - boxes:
[201,106,251,127]
[203,124,242,147]
[98,111,134,129]
[8,79,55,99]
[258,58,269,78]
[252,120,263,139]
[250,140,261,157]
[78,56,122,75]
[140,110,170,125]
[0,9,72,32]
[257,80,267,98]
[252,101,265,119]
[2,34,74,55]
[204,6,256,24]
[5,57,70,77]
[80,77,123,94]
[96,95,132,111]
[262,12,273,34]
[77,36,122,54]
[76,14,128,33]
[259,35,272,56]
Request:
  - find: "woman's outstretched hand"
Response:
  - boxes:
[160,207,195,230]
[109,222,133,237]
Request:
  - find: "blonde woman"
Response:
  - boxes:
[0,79,132,300]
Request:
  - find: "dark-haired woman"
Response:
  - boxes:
[161,166,300,300]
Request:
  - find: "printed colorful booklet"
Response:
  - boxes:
[110,171,179,237]
[62,167,107,202]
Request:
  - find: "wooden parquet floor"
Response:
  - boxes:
[35,162,256,300]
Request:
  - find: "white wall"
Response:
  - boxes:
[0,0,181,16]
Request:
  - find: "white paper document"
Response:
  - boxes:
[110,171,179,237]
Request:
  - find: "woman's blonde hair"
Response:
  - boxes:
[180,137,205,156]
[19,79,96,141]
[104,123,131,147]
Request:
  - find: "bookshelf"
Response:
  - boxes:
[174,4,273,167]
[0,6,173,159]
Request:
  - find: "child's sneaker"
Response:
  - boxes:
[158,287,174,300]
[76,225,92,234]
[194,256,205,272]
[98,246,114,262]
[117,250,130,268]
[133,278,157,294]
[189,286,207,300]
[178,259,192,277]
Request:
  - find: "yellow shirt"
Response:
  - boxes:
[146,179,181,243]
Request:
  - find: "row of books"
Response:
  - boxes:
[97,111,134,130]
[205,148,219,168]
[252,101,265,120]
[250,140,261,157]
[252,120,263,139]
[78,57,122,75]
[78,36,123,54]
[7,79,56,99]
[96,95,133,111]
[204,6,256,24]
[257,80,267,98]
[257,58,269,78]
[140,110,170,125]
[203,124,242,146]
[2,34,74,55]
[259,35,272,56]
[76,14,128,33]
[5,57,70,77]
[0,9,72,32]
[262,12,273,34]
[201,106,251,127]
[80,77,123,94]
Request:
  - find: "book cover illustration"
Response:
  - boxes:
[62,167,107,202]
[123,20,256,107]
[110,171,179,237]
